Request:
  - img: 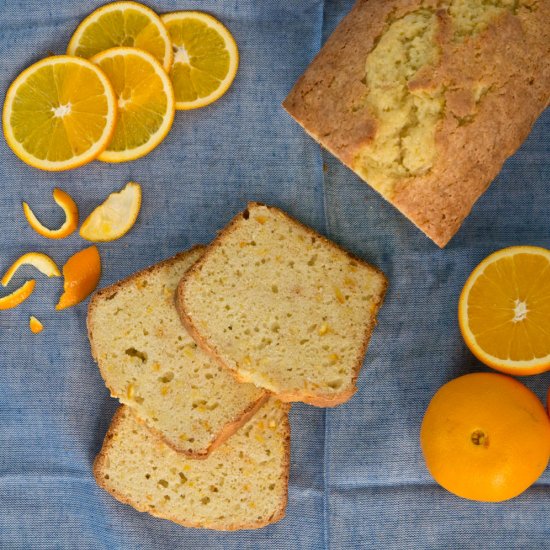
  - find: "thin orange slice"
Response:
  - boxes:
[56,246,101,310]
[23,189,79,239]
[3,56,117,171]
[29,316,44,334]
[459,246,550,375]
[2,252,60,287]
[67,1,173,72]
[0,280,36,310]
[161,12,239,110]
[91,48,175,162]
[80,182,142,242]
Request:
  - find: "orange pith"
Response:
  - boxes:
[80,181,142,242]
[23,189,79,239]
[420,372,550,502]
[56,246,101,310]
[0,280,36,310]
[459,246,550,375]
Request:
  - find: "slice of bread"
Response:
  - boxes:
[87,247,267,458]
[177,203,387,407]
[94,399,290,531]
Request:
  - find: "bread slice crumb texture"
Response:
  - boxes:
[94,399,290,531]
[87,247,266,457]
[178,204,387,406]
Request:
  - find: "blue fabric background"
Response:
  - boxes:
[0,1,548,548]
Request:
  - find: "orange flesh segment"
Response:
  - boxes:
[29,315,44,333]
[0,280,36,310]
[56,245,101,310]
[23,188,79,239]
[1,252,60,287]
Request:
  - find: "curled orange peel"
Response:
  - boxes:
[1,252,60,287]
[23,189,79,239]
[0,280,36,310]
[29,315,44,334]
[56,245,101,310]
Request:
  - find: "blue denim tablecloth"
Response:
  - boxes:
[1,1,549,548]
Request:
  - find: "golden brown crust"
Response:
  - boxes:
[93,405,291,531]
[87,247,268,458]
[283,0,550,247]
[176,202,388,407]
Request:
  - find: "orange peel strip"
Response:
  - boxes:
[0,280,36,310]
[56,245,101,310]
[1,252,60,287]
[80,181,142,242]
[23,189,79,239]
[29,315,44,334]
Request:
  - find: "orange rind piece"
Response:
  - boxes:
[56,246,101,310]
[29,315,44,334]
[23,189,79,239]
[80,182,142,242]
[0,280,36,310]
[1,252,60,287]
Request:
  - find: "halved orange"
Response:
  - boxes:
[3,56,117,171]
[80,181,142,242]
[2,252,60,287]
[29,316,44,334]
[0,280,36,310]
[459,246,550,375]
[23,189,79,239]
[56,246,101,310]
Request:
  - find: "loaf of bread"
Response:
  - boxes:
[94,399,290,530]
[177,203,387,407]
[87,247,267,457]
[283,0,550,247]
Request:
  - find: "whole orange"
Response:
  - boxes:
[420,372,550,502]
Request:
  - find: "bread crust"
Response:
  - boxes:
[283,0,550,247]
[87,247,268,458]
[176,203,388,407]
[93,404,291,531]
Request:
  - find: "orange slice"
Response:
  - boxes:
[459,246,550,375]
[67,1,173,72]
[1,252,60,287]
[3,56,117,171]
[161,12,239,110]
[56,246,101,310]
[23,189,79,239]
[0,280,36,310]
[91,47,175,162]
[80,182,142,242]
[29,316,44,334]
